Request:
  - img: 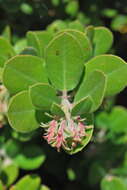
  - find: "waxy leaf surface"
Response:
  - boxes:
[93,27,113,55]
[8,91,38,133]
[46,32,85,90]
[75,70,107,112]
[72,96,93,115]
[85,55,127,96]
[27,31,53,57]
[3,55,48,94]
[30,83,59,110]
[58,29,92,61]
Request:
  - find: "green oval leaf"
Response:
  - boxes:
[72,96,93,115]
[3,55,48,94]
[29,83,59,110]
[58,29,92,61]
[85,55,127,96]
[7,91,38,133]
[75,70,107,112]
[14,175,41,190]
[93,27,113,55]
[27,31,53,57]
[45,32,85,90]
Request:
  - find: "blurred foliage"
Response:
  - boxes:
[0,0,127,190]
[0,0,127,35]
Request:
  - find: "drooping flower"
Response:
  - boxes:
[41,91,93,152]
[55,120,66,151]
[41,115,92,152]
[43,120,58,143]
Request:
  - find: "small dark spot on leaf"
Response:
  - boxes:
[84,48,90,51]
[56,50,60,56]
[54,27,59,32]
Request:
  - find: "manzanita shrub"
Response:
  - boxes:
[2,25,127,155]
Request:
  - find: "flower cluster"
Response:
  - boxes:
[41,116,92,152]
